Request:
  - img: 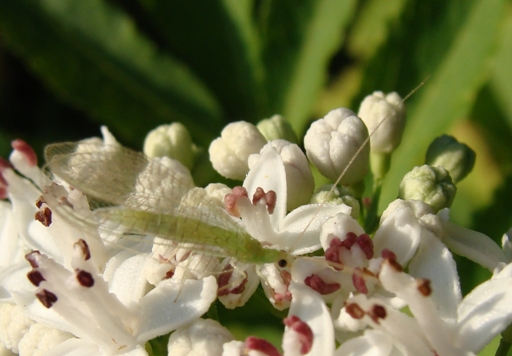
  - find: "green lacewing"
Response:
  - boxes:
[44,140,285,265]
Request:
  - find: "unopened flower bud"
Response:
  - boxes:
[304,108,370,185]
[257,114,298,143]
[248,140,314,210]
[143,123,198,170]
[425,135,476,184]
[357,91,405,154]
[399,165,456,212]
[167,319,234,355]
[310,184,360,219]
[209,121,267,180]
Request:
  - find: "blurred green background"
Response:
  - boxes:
[1,0,512,354]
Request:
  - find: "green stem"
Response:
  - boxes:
[364,178,383,233]
[495,338,512,356]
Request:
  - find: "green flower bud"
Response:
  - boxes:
[143,123,199,170]
[399,165,456,213]
[425,135,476,184]
[310,184,360,219]
[256,115,298,143]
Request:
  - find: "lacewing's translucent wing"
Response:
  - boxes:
[44,140,282,264]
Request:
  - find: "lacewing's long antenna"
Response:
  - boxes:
[289,78,430,251]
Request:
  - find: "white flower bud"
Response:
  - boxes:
[357,91,405,154]
[249,140,314,210]
[257,114,298,143]
[167,319,234,356]
[209,121,267,180]
[304,108,370,185]
[18,323,72,356]
[143,123,198,170]
[310,184,360,219]
[399,165,456,213]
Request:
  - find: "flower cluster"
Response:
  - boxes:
[1,91,512,356]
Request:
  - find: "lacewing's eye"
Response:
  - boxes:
[278,259,288,268]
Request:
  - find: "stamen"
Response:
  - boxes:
[356,234,374,259]
[304,274,341,295]
[274,270,292,302]
[35,207,52,227]
[74,239,91,261]
[59,196,74,209]
[343,232,357,248]
[381,248,397,261]
[385,257,403,272]
[284,315,313,354]
[368,304,387,324]
[36,289,58,308]
[217,265,247,296]
[345,302,365,319]
[76,270,95,287]
[252,187,277,214]
[352,268,368,294]
[25,251,42,268]
[325,236,343,268]
[224,186,248,217]
[245,336,281,356]
[11,139,38,167]
[35,196,46,208]
[27,270,46,286]
[417,279,432,296]
[0,159,9,199]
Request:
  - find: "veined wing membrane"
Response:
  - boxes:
[45,140,194,213]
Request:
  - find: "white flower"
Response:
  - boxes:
[209,121,267,180]
[304,108,370,185]
[370,259,512,355]
[372,199,461,315]
[357,91,405,154]
[224,143,351,309]
[248,140,314,210]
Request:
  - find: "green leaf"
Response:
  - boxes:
[374,0,509,216]
[490,10,512,128]
[259,0,357,135]
[346,0,409,60]
[138,0,266,122]
[0,0,223,147]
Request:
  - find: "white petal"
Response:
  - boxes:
[457,276,512,352]
[289,281,334,356]
[136,276,217,342]
[335,330,394,356]
[408,231,461,320]
[105,253,148,306]
[373,205,421,265]
[280,204,352,254]
[442,220,506,271]
[244,144,287,229]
